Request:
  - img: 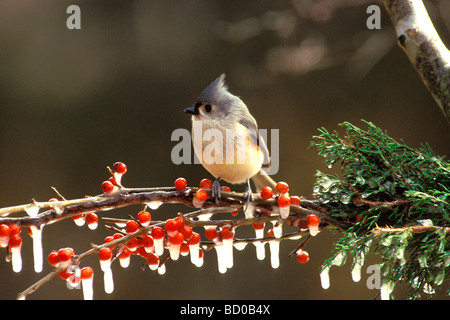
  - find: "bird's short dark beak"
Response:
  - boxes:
[183,106,199,115]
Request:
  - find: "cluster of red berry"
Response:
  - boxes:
[258,181,321,264]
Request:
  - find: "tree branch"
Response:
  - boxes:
[382,0,450,122]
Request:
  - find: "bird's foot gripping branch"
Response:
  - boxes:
[0,120,448,300]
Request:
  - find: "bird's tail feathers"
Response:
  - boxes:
[251,171,277,192]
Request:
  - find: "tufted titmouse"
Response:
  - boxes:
[184,74,276,203]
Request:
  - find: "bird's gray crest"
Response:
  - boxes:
[197,73,230,105]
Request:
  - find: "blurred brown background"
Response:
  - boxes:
[0,0,448,300]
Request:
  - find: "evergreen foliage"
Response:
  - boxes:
[310,120,450,299]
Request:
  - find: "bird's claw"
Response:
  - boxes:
[243,180,255,215]
[212,179,221,204]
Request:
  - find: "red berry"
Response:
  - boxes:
[102,180,115,193]
[99,247,113,261]
[290,196,301,206]
[296,251,310,264]
[47,251,60,266]
[151,226,165,240]
[113,162,127,175]
[146,252,160,269]
[194,189,208,202]
[260,186,273,200]
[9,224,21,236]
[108,177,117,186]
[85,213,98,230]
[174,177,187,190]
[188,232,201,245]
[81,266,94,279]
[204,227,218,241]
[72,214,84,221]
[175,215,186,229]
[199,178,212,189]
[356,214,367,225]
[180,225,193,240]
[180,242,190,255]
[165,219,179,235]
[267,228,274,238]
[252,222,265,230]
[58,248,73,263]
[297,219,309,229]
[113,233,124,240]
[221,186,231,192]
[306,214,320,227]
[126,237,139,251]
[137,211,151,226]
[277,194,291,207]
[230,209,238,216]
[168,232,184,245]
[119,247,131,259]
[126,220,140,233]
[0,224,10,237]
[276,181,289,195]
[104,235,116,249]
[220,226,234,240]
[141,234,154,249]
[59,269,73,280]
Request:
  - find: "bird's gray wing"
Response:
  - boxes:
[239,117,271,168]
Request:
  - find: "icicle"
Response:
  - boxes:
[168,242,181,260]
[423,283,435,295]
[223,238,233,269]
[197,213,213,221]
[233,242,247,251]
[220,227,234,269]
[268,239,280,269]
[113,172,123,186]
[351,262,362,282]
[320,267,330,289]
[73,215,86,227]
[189,242,200,266]
[82,276,94,300]
[99,252,114,294]
[119,254,130,268]
[103,268,114,294]
[215,243,227,274]
[271,221,283,239]
[309,226,320,236]
[9,235,22,273]
[29,225,43,273]
[11,246,22,273]
[351,252,365,283]
[154,237,165,256]
[25,203,40,217]
[332,252,345,267]
[196,249,204,267]
[114,221,126,228]
[253,228,265,260]
[243,201,255,219]
[157,264,166,275]
[146,201,162,210]
[380,280,394,300]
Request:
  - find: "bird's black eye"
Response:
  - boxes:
[204,104,212,112]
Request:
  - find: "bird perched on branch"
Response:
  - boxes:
[184,74,276,206]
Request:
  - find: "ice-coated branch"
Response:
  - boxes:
[382,0,450,122]
[0,163,337,300]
